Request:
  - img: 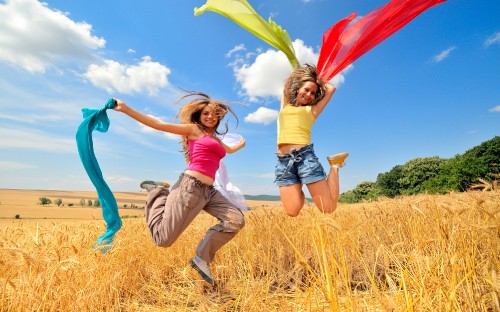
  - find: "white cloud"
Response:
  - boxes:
[0,0,105,73]
[84,56,171,95]
[0,160,36,170]
[0,127,75,153]
[489,105,500,112]
[244,107,278,125]
[0,113,38,123]
[106,175,136,183]
[0,0,174,99]
[226,44,246,58]
[229,39,349,102]
[484,32,500,47]
[233,48,290,101]
[433,46,456,63]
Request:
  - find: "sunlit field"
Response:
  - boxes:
[1,189,499,311]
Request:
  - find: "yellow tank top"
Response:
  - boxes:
[277,104,316,145]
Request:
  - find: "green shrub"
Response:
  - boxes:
[39,197,51,205]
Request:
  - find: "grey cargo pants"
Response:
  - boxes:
[144,173,245,263]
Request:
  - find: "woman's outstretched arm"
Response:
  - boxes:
[113,99,195,136]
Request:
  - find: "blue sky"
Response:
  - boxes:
[0,0,498,196]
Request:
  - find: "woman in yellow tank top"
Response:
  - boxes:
[275,64,349,216]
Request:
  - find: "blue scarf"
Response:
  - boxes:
[76,99,122,252]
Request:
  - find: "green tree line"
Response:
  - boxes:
[38,197,100,207]
[339,136,500,203]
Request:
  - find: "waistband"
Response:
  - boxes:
[180,173,214,189]
[277,144,314,159]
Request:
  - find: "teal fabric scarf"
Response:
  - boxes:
[76,99,122,252]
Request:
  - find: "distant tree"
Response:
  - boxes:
[93,199,100,207]
[376,165,403,198]
[398,157,447,195]
[454,136,500,189]
[80,199,86,207]
[54,199,63,207]
[15,214,21,219]
[425,136,500,192]
[39,197,52,205]
[339,181,380,203]
[339,136,500,202]
[68,203,74,207]
[87,199,93,207]
[354,181,376,199]
[373,157,446,197]
[339,190,358,203]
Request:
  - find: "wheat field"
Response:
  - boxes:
[1,189,499,311]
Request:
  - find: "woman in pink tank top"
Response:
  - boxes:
[113,91,245,285]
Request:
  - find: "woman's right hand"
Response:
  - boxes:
[324,83,336,94]
[112,98,127,112]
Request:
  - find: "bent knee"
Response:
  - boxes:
[285,210,300,217]
[284,205,302,217]
[227,215,245,232]
[152,233,175,248]
[231,214,245,232]
[318,202,337,214]
[155,240,175,248]
[237,218,245,231]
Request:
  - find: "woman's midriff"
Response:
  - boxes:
[277,143,308,156]
[184,170,214,186]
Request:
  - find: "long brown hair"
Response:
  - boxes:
[283,64,326,106]
[175,91,239,163]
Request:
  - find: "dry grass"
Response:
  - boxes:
[1,189,499,311]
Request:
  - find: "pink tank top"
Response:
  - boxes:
[186,134,226,179]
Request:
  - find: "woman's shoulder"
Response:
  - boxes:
[184,123,204,139]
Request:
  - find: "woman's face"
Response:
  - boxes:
[296,81,318,105]
[200,106,218,129]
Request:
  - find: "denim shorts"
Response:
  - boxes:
[274,144,327,187]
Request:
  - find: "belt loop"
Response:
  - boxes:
[275,151,304,182]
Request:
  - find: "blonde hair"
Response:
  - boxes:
[175,91,238,163]
[283,64,325,106]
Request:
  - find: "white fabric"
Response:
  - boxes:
[219,133,242,146]
[214,161,248,211]
[214,133,248,211]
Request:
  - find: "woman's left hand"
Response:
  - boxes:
[239,137,246,149]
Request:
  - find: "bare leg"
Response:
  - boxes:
[279,183,305,217]
[327,166,340,206]
[306,167,339,213]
